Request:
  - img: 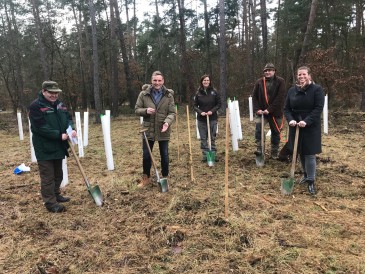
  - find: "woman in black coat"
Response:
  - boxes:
[193,74,222,162]
[284,66,325,195]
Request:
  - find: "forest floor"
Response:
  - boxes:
[0,108,365,274]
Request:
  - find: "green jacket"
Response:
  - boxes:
[135,84,175,141]
[29,91,74,161]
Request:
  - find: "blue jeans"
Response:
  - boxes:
[143,139,169,177]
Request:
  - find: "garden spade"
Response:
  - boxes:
[255,114,265,167]
[281,125,299,195]
[206,115,216,166]
[140,129,168,192]
[67,140,103,206]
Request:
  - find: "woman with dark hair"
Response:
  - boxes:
[284,66,325,195]
[193,75,222,162]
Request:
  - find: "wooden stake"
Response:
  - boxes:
[186,105,195,182]
[175,104,180,161]
[225,108,230,220]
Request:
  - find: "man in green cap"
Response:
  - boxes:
[29,81,77,213]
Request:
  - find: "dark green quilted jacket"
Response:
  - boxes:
[29,91,74,161]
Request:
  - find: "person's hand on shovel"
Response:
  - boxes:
[289,120,306,128]
[200,111,212,116]
[62,130,77,140]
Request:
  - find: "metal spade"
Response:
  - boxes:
[139,129,168,192]
[68,140,103,206]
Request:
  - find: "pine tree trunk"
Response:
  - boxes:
[219,0,227,111]
[89,0,102,123]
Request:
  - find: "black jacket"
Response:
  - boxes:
[284,83,325,155]
[193,87,222,122]
[252,75,286,118]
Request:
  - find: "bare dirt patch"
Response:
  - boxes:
[1,109,364,273]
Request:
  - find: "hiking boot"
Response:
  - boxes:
[307,180,316,195]
[56,194,70,203]
[46,203,66,213]
[137,175,151,188]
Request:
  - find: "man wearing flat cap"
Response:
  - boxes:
[29,81,77,213]
[252,63,286,159]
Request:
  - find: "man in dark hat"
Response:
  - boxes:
[29,81,77,213]
[252,63,286,159]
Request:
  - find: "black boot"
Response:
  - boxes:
[299,172,308,184]
[307,180,316,195]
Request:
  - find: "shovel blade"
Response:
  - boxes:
[158,178,169,193]
[255,154,265,167]
[88,185,103,206]
[281,178,295,195]
[207,151,216,167]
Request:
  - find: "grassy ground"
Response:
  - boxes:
[1,109,364,274]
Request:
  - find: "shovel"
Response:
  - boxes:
[206,115,216,166]
[67,140,103,206]
[281,125,299,195]
[255,114,265,167]
[140,129,168,192]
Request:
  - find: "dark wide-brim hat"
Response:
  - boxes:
[263,63,276,72]
[42,81,62,92]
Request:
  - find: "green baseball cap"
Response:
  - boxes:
[42,81,62,92]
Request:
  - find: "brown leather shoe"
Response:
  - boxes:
[137,175,151,188]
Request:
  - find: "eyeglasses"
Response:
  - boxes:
[264,69,274,72]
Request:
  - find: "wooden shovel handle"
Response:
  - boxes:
[142,132,160,181]
[67,139,91,188]
[290,125,300,178]
[207,115,212,151]
[261,114,265,153]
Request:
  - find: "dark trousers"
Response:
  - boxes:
[198,119,218,157]
[255,115,282,146]
[143,140,169,177]
[38,159,63,205]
